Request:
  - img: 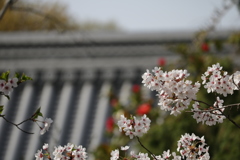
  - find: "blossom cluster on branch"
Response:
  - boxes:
[142,67,200,116]
[0,63,237,160]
[142,63,240,126]
[0,71,53,135]
[35,143,87,160]
[0,77,18,95]
[117,114,151,139]
[111,114,210,160]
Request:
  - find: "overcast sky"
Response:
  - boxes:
[50,0,240,32]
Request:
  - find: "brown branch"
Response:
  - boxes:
[0,0,12,20]
[0,115,34,134]
[192,99,212,107]
[187,102,240,129]
[232,74,240,90]
[136,136,157,160]
[0,0,18,20]
[219,109,240,129]
[188,102,240,113]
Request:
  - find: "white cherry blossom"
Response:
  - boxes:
[177,133,210,160]
[142,67,200,116]
[110,149,119,160]
[40,118,53,135]
[117,114,151,139]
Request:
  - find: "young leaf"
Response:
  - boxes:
[0,105,4,115]
[14,72,21,79]
[0,71,10,81]
[21,73,33,81]
[17,73,33,85]
[31,107,43,120]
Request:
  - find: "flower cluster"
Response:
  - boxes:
[155,150,181,160]
[142,67,200,116]
[233,71,240,89]
[35,143,87,160]
[192,97,225,126]
[110,133,209,160]
[0,78,18,95]
[110,145,153,160]
[117,114,151,139]
[201,63,240,96]
[177,133,210,160]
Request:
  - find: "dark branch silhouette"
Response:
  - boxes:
[0,114,34,134]
[0,0,18,20]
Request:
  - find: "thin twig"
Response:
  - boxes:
[188,102,240,112]
[192,99,212,107]
[0,0,11,20]
[219,109,240,129]
[136,136,157,160]
[0,115,34,134]
[232,74,240,90]
[187,101,240,129]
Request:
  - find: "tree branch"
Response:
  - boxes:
[0,0,18,20]
[136,136,157,160]
[219,109,240,129]
[187,102,240,129]
[189,102,240,113]
[0,115,34,134]
[192,99,212,107]
[0,0,12,20]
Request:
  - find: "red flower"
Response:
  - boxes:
[201,43,209,52]
[110,98,118,107]
[158,58,166,66]
[136,103,151,115]
[106,117,114,133]
[132,84,140,93]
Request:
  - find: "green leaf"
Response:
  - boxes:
[21,73,33,81]
[0,71,10,81]
[31,107,43,120]
[16,73,33,85]
[0,105,4,115]
[14,72,21,79]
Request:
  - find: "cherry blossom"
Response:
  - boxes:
[121,146,130,151]
[40,118,53,135]
[35,149,44,160]
[129,151,150,160]
[36,143,87,160]
[43,143,48,150]
[8,77,18,87]
[177,133,209,160]
[142,67,200,116]
[117,114,151,139]
[110,149,119,160]
[233,71,240,89]
[0,78,19,95]
[201,63,239,97]
[192,100,225,126]
[2,83,13,95]
[155,150,181,160]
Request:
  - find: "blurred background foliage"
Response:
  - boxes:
[0,0,119,31]
[93,31,240,159]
